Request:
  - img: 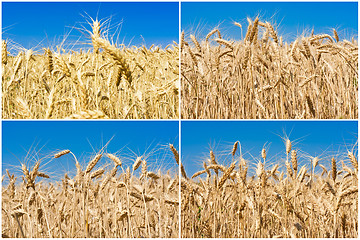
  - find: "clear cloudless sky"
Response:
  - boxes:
[182,2,358,42]
[2,121,179,180]
[2,2,179,51]
[182,121,358,177]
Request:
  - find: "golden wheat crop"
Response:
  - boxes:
[2,20,179,119]
[2,144,180,238]
[181,17,358,119]
[181,141,358,238]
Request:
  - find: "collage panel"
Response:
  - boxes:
[2,121,180,238]
[2,2,179,119]
[181,121,358,238]
[181,2,358,119]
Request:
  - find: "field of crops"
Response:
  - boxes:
[1,4,358,239]
[2,20,179,119]
[181,17,358,119]
[181,140,358,238]
[2,144,180,238]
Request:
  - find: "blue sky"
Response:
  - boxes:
[2,121,179,181]
[2,2,179,51]
[182,2,358,42]
[181,121,358,177]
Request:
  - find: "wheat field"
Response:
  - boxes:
[181,17,358,119]
[2,144,180,238]
[2,20,179,119]
[181,141,358,238]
